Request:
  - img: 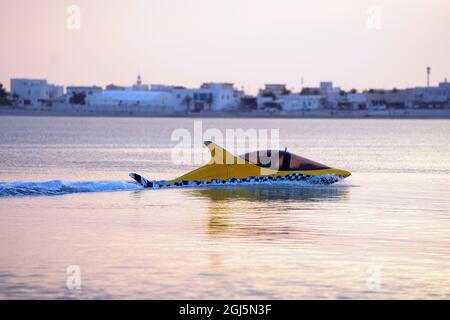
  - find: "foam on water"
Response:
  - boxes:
[0,180,141,197]
[0,174,344,197]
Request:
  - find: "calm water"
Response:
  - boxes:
[0,116,449,299]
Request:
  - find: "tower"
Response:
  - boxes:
[427,66,431,87]
[136,73,142,86]
[132,73,148,91]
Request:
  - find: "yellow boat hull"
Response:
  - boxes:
[166,141,351,186]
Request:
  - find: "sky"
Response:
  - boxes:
[0,0,449,93]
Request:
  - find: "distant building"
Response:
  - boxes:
[85,90,174,111]
[319,81,333,93]
[105,75,150,92]
[106,84,127,91]
[277,94,322,111]
[363,89,408,109]
[255,81,339,110]
[150,84,189,93]
[150,84,177,92]
[359,79,450,110]
[66,86,103,98]
[170,83,237,112]
[259,84,289,97]
[47,84,64,100]
[346,93,367,110]
[11,79,47,104]
[257,96,280,110]
[439,78,450,93]
[10,79,64,105]
[200,83,236,111]
[439,79,450,107]
[300,87,322,95]
[405,86,448,108]
[318,81,342,108]
[239,95,258,111]
[319,81,341,95]
[192,90,214,112]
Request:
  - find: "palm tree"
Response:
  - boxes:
[69,92,86,105]
[182,95,192,113]
[0,84,6,97]
[0,83,9,106]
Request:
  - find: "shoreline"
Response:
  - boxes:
[1,106,450,119]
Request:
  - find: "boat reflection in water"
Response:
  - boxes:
[185,185,351,241]
[187,184,349,202]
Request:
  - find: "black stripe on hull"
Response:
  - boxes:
[130,172,343,189]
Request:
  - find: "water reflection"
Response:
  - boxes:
[188,185,349,203]
[186,185,350,241]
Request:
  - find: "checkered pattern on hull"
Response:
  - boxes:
[131,173,341,189]
[171,173,312,187]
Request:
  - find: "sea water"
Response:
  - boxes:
[0,116,449,299]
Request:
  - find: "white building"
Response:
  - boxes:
[404,86,448,108]
[439,79,450,107]
[277,94,322,111]
[319,81,342,108]
[48,84,64,100]
[439,79,450,97]
[256,96,278,110]
[166,82,237,112]
[320,81,341,95]
[346,93,368,110]
[106,84,127,91]
[11,79,47,104]
[85,90,174,112]
[150,84,177,92]
[11,79,64,105]
[200,83,236,111]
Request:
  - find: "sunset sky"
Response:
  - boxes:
[0,0,449,93]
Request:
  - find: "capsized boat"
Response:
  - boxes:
[129,141,351,188]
